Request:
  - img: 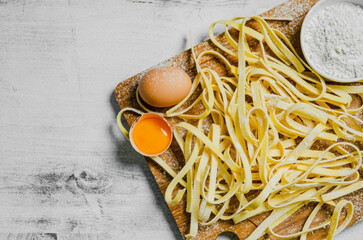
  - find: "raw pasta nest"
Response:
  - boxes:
[117,16,363,239]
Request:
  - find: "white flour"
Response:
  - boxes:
[303,2,363,79]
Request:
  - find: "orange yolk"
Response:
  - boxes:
[132,116,172,155]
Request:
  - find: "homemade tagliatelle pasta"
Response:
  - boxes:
[117,16,363,239]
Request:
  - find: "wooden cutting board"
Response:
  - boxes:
[115,0,363,239]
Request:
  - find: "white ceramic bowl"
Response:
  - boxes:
[300,0,363,83]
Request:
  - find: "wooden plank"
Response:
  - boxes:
[2,233,57,240]
[115,0,363,239]
[2,0,362,239]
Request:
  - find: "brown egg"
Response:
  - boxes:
[138,66,192,108]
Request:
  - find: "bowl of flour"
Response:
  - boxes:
[300,0,363,82]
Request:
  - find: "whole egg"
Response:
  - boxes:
[138,66,192,108]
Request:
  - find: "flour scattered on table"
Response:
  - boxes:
[303,2,363,79]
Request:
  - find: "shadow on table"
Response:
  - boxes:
[109,92,183,240]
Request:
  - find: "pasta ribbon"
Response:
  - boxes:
[117,16,363,238]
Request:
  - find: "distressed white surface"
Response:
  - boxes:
[0,0,361,239]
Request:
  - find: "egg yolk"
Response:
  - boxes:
[132,116,172,155]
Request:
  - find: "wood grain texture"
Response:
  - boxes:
[0,1,291,239]
[115,0,363,239]
[1,0,362,239]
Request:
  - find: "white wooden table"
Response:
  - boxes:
[0,0,362,239]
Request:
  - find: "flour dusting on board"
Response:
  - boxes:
[115,0,363,238]
[303,2,363,79]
